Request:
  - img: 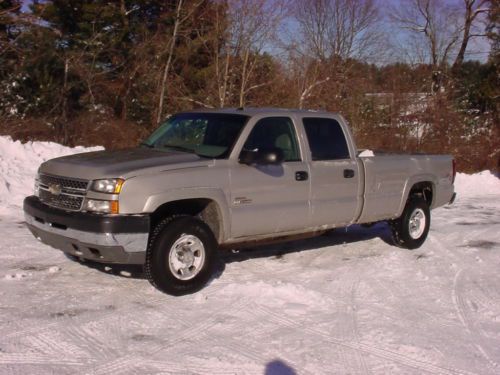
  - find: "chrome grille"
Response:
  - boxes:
[38,174,89,211]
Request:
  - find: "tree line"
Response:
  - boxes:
[0,0,498,172]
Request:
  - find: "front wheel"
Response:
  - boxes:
[390,198,430,250]
[145,216,217,295]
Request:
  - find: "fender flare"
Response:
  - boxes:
[396,174,437,217]
[143,187,230,242]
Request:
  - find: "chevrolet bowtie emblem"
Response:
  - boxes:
[48,184,62,196]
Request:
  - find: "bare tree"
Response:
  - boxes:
[156,0,184,125]
[454,0,490,67]
[232,0,286,107]
[392,0,491,68]
[204,0,286,108]
[156,0,204,124]
[293,0,381,62]
[287,0,381,109]
[392,0,464,67]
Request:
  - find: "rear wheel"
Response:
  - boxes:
[390,198,430,249]
[145,216,217,295]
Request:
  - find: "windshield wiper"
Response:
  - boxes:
[139,142,153,148]
[162,144,196,154]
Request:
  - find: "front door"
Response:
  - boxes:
[229,117,310,238]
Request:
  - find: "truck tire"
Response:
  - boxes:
[390,198,430,250]
[145,216,217,295]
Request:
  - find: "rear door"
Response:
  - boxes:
[301,116,362,227]
[229,116,310,238]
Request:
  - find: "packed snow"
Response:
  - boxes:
[0,136,499,374]
[358,149,375,157]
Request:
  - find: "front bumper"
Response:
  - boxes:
[23,196,150,264]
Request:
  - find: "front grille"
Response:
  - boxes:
[39,174,89,192]
[38,174,89,211]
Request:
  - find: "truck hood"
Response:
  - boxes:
[39,148,213,180]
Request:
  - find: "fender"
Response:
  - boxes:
[143,187,231,242]
[396,174,437,217]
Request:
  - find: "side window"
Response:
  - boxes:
[243,117,300,162]
[303,117,350,160]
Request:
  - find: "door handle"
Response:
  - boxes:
[344,169,355,178]
[295,171,308,181]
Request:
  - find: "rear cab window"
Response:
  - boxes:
[302,117,351,160]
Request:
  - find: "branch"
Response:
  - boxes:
[0,4,21,16]
[176,97,214,108]
[244,80,274,95]
[180,0,205,24]
[299,77,331,108]
[302,77,330,98]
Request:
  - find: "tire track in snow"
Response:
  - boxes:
[143,359,260,375]
[349,279,372,375]
[81,298,252,375]
[64,324,122,361]
[0,353,85,367]
[256,304,476,375]
[2,292,167,340]
[452,269,498,370]
[429,226,499,372]
[1,292,181,371]
[26,332,90,362]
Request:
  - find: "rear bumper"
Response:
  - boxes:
[23,196,149,264]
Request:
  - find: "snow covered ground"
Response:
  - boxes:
[0,136,499,374]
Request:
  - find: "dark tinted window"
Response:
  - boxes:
[243,117,300,162]
[303,118,350,160]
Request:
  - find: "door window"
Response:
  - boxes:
[243,117,300,162]
[303,117,350,160]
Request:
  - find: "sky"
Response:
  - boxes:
[19,0,492,64]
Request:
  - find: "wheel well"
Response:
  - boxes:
[150,199,222,242]
[409,182,433,207]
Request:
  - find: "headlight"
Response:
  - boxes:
[90,178,124,194]
[84,199,119,214]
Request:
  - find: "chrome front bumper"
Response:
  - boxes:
[24,196,149,264]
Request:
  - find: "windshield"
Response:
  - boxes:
[142,113,249,158]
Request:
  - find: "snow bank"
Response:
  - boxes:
[0,136,102,216]
[455,171,499,197]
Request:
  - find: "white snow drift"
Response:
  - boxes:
[0,136,102,216]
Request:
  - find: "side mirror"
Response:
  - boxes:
[239,148,284,165]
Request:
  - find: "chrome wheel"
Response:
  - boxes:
[168,234,206,281]
[408,208,426,239]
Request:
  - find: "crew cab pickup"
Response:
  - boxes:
[24,108,456,295]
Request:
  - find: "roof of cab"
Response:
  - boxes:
[186,107,335,116]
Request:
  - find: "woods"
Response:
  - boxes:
[0,0,498,172]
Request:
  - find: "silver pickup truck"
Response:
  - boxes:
[24,108,456,295]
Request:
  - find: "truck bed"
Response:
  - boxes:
[356,154,454,223]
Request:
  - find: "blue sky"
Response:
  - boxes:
[19,0,491,63]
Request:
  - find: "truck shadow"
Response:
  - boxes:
[68,222,393,280]
[64,254,146,279]
[220,222,393,264]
